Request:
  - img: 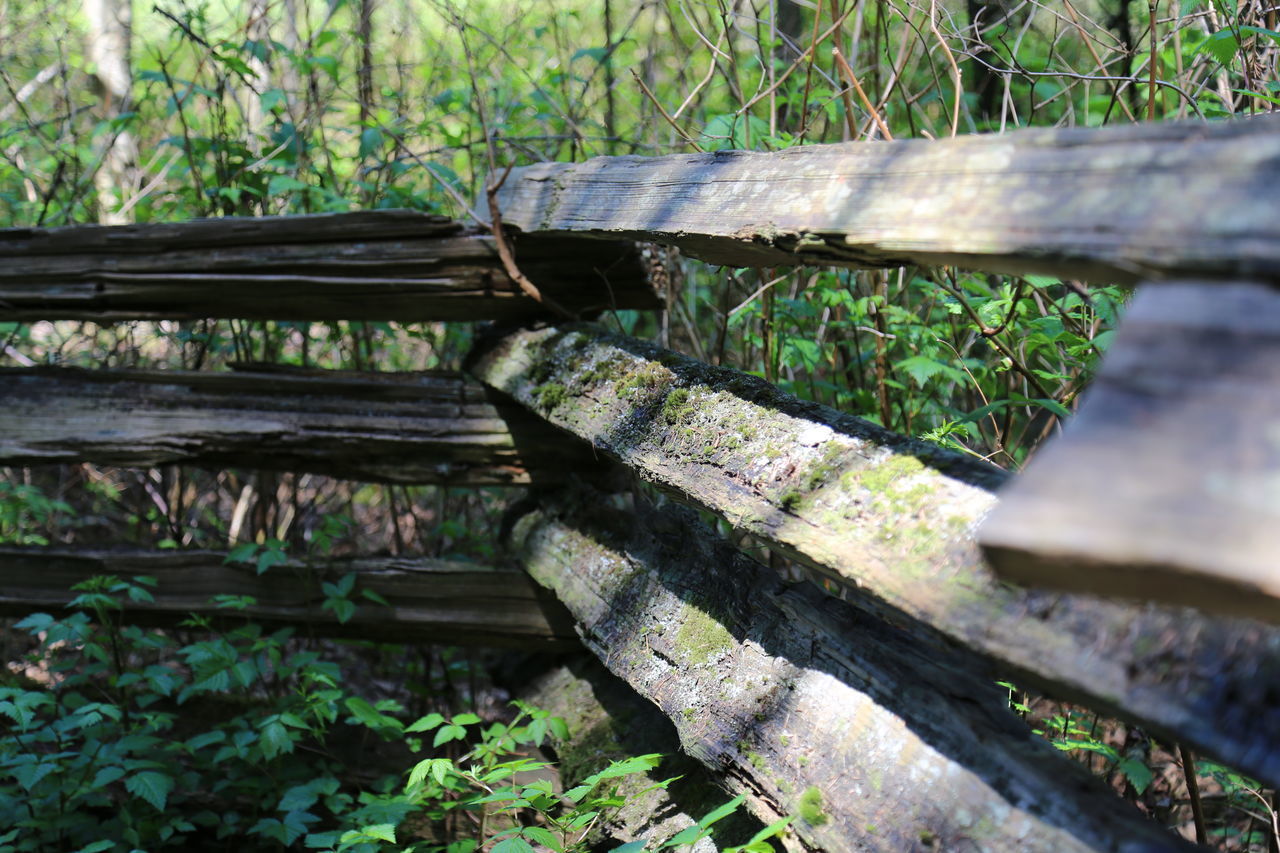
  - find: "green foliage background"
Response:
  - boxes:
[1,0,1278,849]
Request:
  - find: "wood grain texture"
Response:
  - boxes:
[0,547,578,647]
[492,115,1280,282]
[0,365,605,485]
[981,280,1280,623]
[469,323,1280,788]
[511,489,1193,853]
[0,209,657,321]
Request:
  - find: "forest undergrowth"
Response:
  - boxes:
[1,0,1278,849]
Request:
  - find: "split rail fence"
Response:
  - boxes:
[3,115,1279,851]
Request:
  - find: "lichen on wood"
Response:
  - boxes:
[508,488,1194,853]
[470,322,1280,788]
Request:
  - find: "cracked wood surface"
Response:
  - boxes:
[0,547,578,648]
[982,280,1280,624]
[0,209,657,321]
[510,489,1193,853]
[470,323,1280,788]
[0,365,605,485]
[491,116,1280,283]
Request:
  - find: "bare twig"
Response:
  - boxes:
[486,166,574,320]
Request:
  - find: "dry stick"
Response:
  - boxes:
[1179,745,1208,846]
[826,0,860,138]
[1148,0,1159,120]
[630,69,705,152]
[485,166,574,321]
[797,0,826,128]
[1062,0,1137,122]
[832,47,894,140]
[926,0,963,136]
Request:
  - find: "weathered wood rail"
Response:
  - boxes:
[490,115,1280,283]
[509,487,1194,852]
[0,547,576,647]
[0,365,606,485]
[980,280,1280,621]
[468,322,1280,791]
[7,114,1280,851]
[0,210,657,321]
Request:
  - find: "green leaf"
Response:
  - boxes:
[225,543,259,565]
[256,548,288,574]
[610,842,648,853]
[1199,28,1240,65]
[452,712,481,726]
[260,720,294,758]
[491,838,535,853]
[345,696,402,732]
[433,724,466,746]
[359,127,384,159]
[125,770,174,810]
[92,765,127,787]
[521,827,563,851]
[76,842,117,853]
[360,823,396,842]
[1117,756,1154,794]
[698,794,745,828]
[407,757,453,789]
[267,175,309,197]
[406,712,445,733]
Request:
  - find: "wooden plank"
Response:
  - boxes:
[469,323,1280,788]
[981,280,1280,623]
[0,546,578,648]
[511,488,1195,853]
[0,365,606,485]
[0,209,657,321]
[491,116,1280,282]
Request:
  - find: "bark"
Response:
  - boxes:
[508,488,1194,853]
[84,0,138,224]
[518,659,765,851]
[0,365,607,486]
[982,280,1280,624]
[0,210,656,322]
[469,323,1280,788]
[489,115,1280,283]
[0,546,577,648]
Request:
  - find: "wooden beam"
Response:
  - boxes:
[0,365,605,485]
[510,489,1194,853]
[0,209,658,322]
[0,547,579,648]
[491,116,1280,283]
[469,323,1280,787]
[981,280,1280,623]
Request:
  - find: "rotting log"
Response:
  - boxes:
[0,365,607,485]
[0,209,658,322]
[981,280,1280,624]
[490,115,1280,283]
[469,323,1280,788]
[0,546,578,648]
[509,488,1194,853]
[518,658,766,851]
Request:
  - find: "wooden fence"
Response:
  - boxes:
[3,114,1279,851]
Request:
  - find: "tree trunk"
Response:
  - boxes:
[488,116,1280,283]
[0,211,656,322]
[0,546,578,648]
[508,487,1194,853]
[0,365,606,486]
[469,322,1280,788]
[84,0,138,224]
